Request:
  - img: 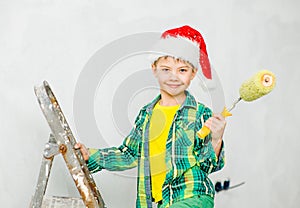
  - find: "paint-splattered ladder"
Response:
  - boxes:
[29,81,105,208]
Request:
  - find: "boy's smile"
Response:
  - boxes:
[152,56,197,105]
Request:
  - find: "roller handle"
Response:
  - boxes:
[197,107,232,139]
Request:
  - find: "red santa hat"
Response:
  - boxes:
[150,25,212,79]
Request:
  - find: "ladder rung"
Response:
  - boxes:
[42,196,85,208]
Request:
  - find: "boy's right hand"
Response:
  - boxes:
[74,143,90,161]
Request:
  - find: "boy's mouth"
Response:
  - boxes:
[166,83,182,88]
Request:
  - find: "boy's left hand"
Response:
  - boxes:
[204,113,227,142]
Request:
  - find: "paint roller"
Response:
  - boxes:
[197,70,276,138]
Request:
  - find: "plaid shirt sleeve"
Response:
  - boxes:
[86,110,144,173]
[194,105,225,174]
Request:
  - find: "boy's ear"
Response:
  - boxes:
[151,64,157,77]
[191,68,198,80]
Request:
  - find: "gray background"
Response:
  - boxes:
[1,0,299,207]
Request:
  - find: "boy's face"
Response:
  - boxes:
[152,56,197,99]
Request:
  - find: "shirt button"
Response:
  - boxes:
[145,176,149,179]
[146,195,150,199]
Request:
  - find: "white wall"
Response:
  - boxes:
[1,0,299,207]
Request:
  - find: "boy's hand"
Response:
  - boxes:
[204,113,226,141]
[204,114,226,156]
[74,143,90,161]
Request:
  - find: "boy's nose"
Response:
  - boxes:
[169,70,179,80]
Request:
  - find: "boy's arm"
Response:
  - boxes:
[211,138,223,158]
[194,106,226,174]
[206,113,226,157]
[86,110,145,173]
[194,137,225,174]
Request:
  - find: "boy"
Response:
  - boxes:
[75,25,226,208]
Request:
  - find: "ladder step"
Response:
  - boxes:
[42,196,85,208]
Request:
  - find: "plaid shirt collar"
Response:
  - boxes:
[143,90,197,113]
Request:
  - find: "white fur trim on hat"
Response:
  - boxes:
[148,36,200,69]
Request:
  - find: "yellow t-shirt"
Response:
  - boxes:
[149,101,180,202]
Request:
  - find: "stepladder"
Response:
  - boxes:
[30,81,105,208]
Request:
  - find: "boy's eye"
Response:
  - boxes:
[179,68,188,72]
[161,68,170,71]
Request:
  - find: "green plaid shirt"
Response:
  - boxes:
[87,91,225,208]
